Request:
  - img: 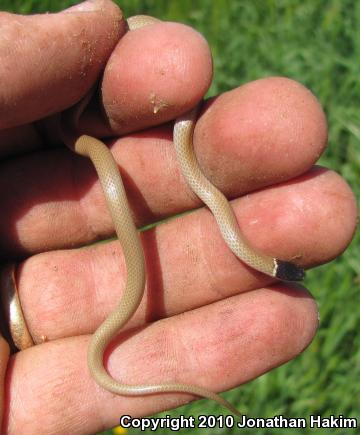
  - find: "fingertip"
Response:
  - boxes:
[262,283,319,355]
[195,77,328,195]
[98,21,213,134]
[63,0,112,13]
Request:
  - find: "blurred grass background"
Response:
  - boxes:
[2,0,359,434]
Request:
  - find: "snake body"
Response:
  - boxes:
[68,16,304,415]
[0,15,305,423]
[174,107,304,280]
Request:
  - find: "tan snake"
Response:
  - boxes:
[69,16,304,415]
[0,14,305,421]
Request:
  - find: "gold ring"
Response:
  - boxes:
[0,263,34,351]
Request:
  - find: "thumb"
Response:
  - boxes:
[0,0,126,130]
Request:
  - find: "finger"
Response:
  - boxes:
[76,20,213,136]
[0,78,330,255]
[4,284,318,433]
[0,0,125,130]
[12,167,356,343]
[1,17,212,155]
[196,77,328,195]
[0,124,43,159]
[0,334,9,430]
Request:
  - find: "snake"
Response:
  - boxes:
[0,14,305,422]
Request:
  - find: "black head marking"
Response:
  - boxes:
[275,260,305,282]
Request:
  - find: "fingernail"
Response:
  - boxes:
[63,0,100,13]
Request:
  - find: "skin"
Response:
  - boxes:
[0,0,357,434]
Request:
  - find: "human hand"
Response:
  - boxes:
[0,0,357,433]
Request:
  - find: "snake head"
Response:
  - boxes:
[275,260,305,281]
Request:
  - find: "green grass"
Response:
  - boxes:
[2,0,359,433]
